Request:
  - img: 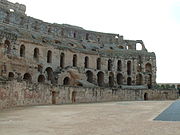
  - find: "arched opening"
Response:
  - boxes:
[117,60,122,71]
[127,77,132,85]
[86,33,89,40]
[8,72,14,80]
[108,59,113,71]
[47,50,52,63]
[109,72,114,87]
[127,61,131,75]
[144,93,148,100]
[33,48,39,60]
[38,75,45,83]
[147,74,152,89]
[136,74,143,85]
[73,54,77,67]
[60,53,65,68]
[117,73,123,85]
[97,71,104,87]
[20,45,25,57]
[86,70,93,83]
[63,77,70,85]
[73,32,77,38]
[145,63,152,72]
[84,56,89,68]
[72,91,77,103]
[136,43,143,50]
[45,67,54,82]
[4,40,11,53]
[97,58,101,70]
[23,73,32,82]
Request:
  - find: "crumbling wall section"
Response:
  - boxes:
[0,81,178,110]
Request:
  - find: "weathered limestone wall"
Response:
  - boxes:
[0,81,178,110]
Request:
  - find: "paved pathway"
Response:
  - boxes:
[154,100,180,121]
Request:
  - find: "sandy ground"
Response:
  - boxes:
[0,101,180,135]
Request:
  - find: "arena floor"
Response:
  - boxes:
[0,101,180,135]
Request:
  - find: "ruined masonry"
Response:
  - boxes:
[0,0,178,109]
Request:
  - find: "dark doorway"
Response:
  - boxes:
[52,91,56,104]
[60,53,65,68]
[84,56,89,68]
[86,70,93,83]
[127,77,132,85]
[38,75,45,83]
[147,74,152,89]
[109,72,114,87]
[63,77,70,85]
[72,91,77,103]
[127,61,131,75]
[117,73,123,85]
[108,59,113,71]
[97,58,101,70]
[144,93,148,100]
[136,74,143,85]
[73,54,77,67]
[97,71,104,86]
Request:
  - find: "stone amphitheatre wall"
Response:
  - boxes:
[0,81,178,110]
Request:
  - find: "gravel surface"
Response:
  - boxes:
[0,101,180,135]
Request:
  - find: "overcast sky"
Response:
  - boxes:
[9,0,180,83]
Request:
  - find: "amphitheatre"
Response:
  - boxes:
[0,0,180,135]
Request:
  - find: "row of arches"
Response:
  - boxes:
[18,45,152,74]
[86,70,152,87]
[7,69,152,88]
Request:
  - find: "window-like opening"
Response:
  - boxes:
[117,73,123,85]
[97,38,100,43]
[73,32,77,38]
[117,60,122,71]
[136,43,142,50]
[23,73,32,82]
[137,63,142,72]
[127,61,131,75]
[97,58,101,70]
[97,71,104,87]
[86,70,93,83]
[84,56,89,68]
[63,77,70,85]
[145,63,152,72]
[109,72,114,87]
[8,72,14,80]
[73,54,77,67]
[45,67,54,82]
[60,53,65,68]
[147,74,152,89]
[136,74,143,85]
[108,59,113,71]
[119,46,124,49]
[86,33,89,40]
[33,48,39,59]
[38,75,45,83]
[4,40,11,53]
[10,9,14,12]
[47,50,52,63]
[20,45,25,57]
[127,77,132,85]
